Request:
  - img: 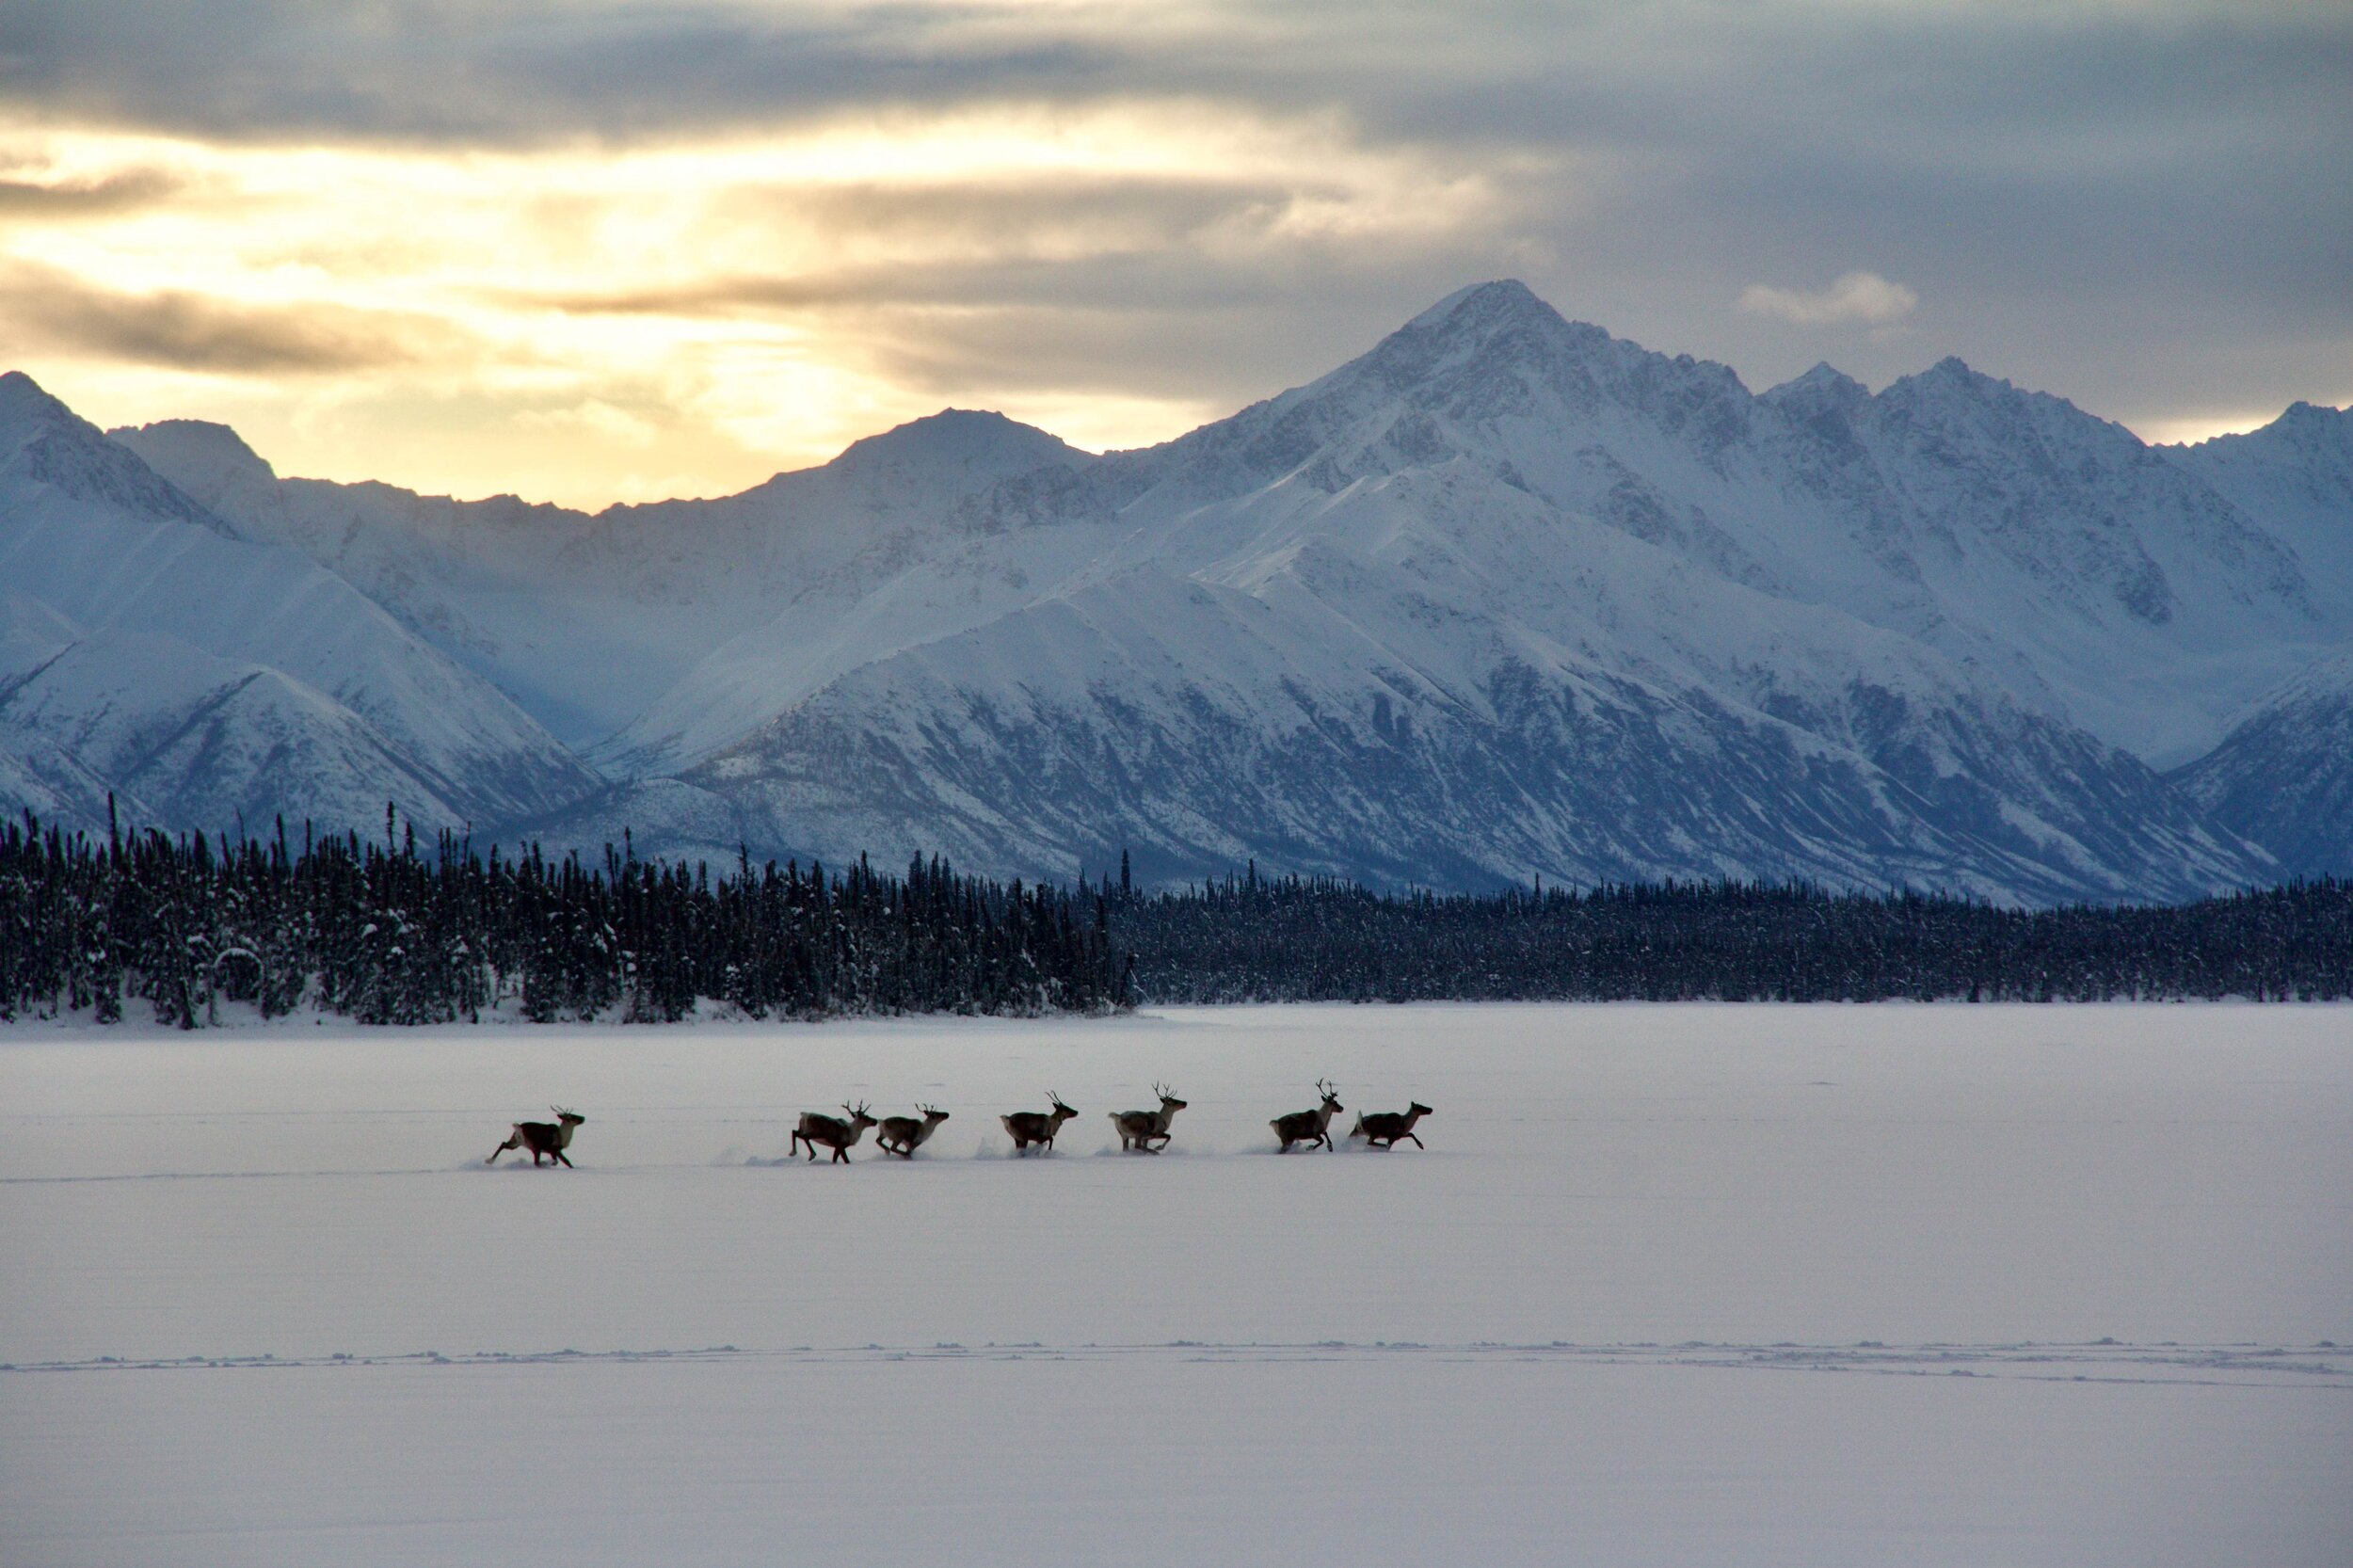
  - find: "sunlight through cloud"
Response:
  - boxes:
[0,105,1536,504]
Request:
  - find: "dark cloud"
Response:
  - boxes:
[0,168,184,216]
[0,1,1120,146]
[852,295,1366,409]
[1458,8,2353,422]
[2,2,2344,429]
[523,171,1373,321]
[542,262,1295,320]
[518,211,1511,412]
[0,264,441,373]
[744,175,1300,253]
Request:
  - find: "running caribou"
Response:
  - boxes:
[1350,1101,1433,1149]
[1111,1083,1188,1153]
[1271,1080,1344,1152]
[1001,1093,1079,1154]
[487,1108,585,1167]
[791,1101,879,1163]
[874,1104,951,1159]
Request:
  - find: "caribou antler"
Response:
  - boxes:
[1005,1092,1078,1154]
[1113,1084,1188,1152]
[1273,1080,1344,1152]
[797,1100,879,1162]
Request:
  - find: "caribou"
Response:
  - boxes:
[1001,1093,1079,1154]
[791,1101,878,1163]
[487,1107,585,1167]
[1111,1083,1188,1153]
[1271,1080,1344,1152]
[1350,1101,1433,1149]
[874,1104,951,1159]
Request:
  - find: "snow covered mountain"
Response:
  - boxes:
[2155,405,2353,877]
[112,409,1087,751]
[32,282,2352,900]
[0,373,599,841]
[2170,650,2353,879]
[1101,280,2325,768]
[576,282,2345,783]
[501,281,2328,901]
[2166,401,2353,676]
[568,563,2253,903]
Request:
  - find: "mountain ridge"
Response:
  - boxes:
[5,280,2343,897]
[2,377,600,841]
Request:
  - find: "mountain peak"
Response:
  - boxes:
[728,407,1084,507]
[0,369,78,433]
[1879,356,2027,414]
[1763,361,1866,405]
[2266,400,2353,440]
[1219,280,1751,478]
[108,418,279,492]
[1919,354,1988,385]
[2172,399,2352,463]
[0,372,244,536]
[1404,279,1551,332]
[828,408,1080,476]
[1396,279,1600,361]
[1793,360,1861,391]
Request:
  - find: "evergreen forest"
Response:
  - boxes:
[4,812,2348,1027]
[1112,864,2353,1005]
[0,809,1127,1027]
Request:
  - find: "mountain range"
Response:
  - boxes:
[7,280,2349,901]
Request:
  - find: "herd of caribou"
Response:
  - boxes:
[484,1081,1433,1167]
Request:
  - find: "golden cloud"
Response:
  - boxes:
[0,261,456,374]
[0,107,1543,506]
[0,168,186,217]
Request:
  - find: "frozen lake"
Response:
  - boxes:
[5,1002,2349,1565]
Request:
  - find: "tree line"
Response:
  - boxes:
[0,808,1128,1027]
[1103,859,2353,1005]
[8,813,2348,1027]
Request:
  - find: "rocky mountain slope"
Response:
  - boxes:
[14,283,2346,898]
[2171,651,2353,879]
[112,409,1087,751]
[2156,404,2353,876]
[0,373,599,841]
[541,282,2331,896]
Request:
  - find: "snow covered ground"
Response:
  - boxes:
[4,1002,2348,1565]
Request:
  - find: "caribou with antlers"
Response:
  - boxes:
[1272,1080,1344,1152]
[487,1108,585,1167]
[1351,1101,1433,1149]
[1111,1083,1188,1153]
[1001,1093,1078,1155]
[874,1104,951,1159]
[791,1101,878,1163]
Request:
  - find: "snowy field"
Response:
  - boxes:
[4,1002,2349,1566]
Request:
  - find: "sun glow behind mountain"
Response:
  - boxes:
[0,109,1534,508]
[2,0,2345,509]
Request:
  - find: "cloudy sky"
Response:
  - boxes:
[2,1,2346,508]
